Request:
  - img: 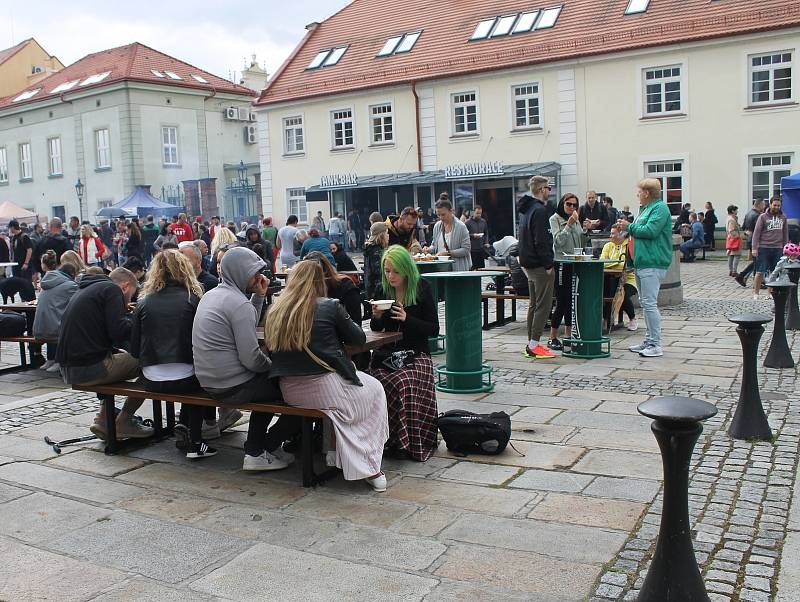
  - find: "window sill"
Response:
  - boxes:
[19,178,33,183]
[48,173,63,179]
[744,101,798,112]
[639,112,687,121]
[282,152,306,159]
[368,142,396,149]
[449,133,480,142]
[95,166,112,173]
[162,163,182,169]
[329,147,356,153]
[510,126,543,135]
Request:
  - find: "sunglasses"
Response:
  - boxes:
[565,202,578,207]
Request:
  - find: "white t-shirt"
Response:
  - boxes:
[142,363,195,382]
[277,225,298,257]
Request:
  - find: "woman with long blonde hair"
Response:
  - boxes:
[58,250,86,277]
[130,250,213,459]
[266,261,389,492]
[78,225,106,267]
[210,224,237,258]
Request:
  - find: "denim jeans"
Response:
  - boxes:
[635,268,666,347]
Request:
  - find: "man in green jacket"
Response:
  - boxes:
[617,179,672,358]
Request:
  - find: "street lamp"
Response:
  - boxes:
[74,178,85,222]
[237,160,247,186]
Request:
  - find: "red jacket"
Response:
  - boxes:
[169,222,194,243]
[79,236,105,264]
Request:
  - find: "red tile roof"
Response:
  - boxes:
[256,0,800,106]
[0,42,254,110]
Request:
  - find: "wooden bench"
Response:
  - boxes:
[0,335,43,374]
[481,291,526,330]
[73,381,334,488]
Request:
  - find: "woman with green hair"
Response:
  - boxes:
[370,245,440,461]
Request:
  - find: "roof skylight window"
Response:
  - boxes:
[471,18,496,40]
[191,74,209,83]
[625,0,650,14]
[513,11,539,33]
[308,50,330,69]
[535,6,563,29]
[491,15,518,37]
[50,80,80,93]
[164,71,182,80]
[395,32,421,54]
[79,71,111,86]
[378,36,403,57]
[12,88,40,102]
[323,46,348,66]
[151,69,166,78]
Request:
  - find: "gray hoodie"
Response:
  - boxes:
[32,270,78,341]
[192,247,269,392]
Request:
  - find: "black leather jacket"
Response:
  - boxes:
[268,297,365,385]
[130,284,199,367]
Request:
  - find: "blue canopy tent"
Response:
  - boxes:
[105,186,181,218]
[781,172,800,220]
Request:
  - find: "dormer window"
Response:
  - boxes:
[625,0,650,14]
[535,6,562,29]
[80,71,112,86]
[470,6,563,40]
[164,71,182,80]
[378,32,421,56]
[12,89,40,102]
[307,46,349,69]
[151,70,166,78]
[50,80,80,93]
[191,74,209,83]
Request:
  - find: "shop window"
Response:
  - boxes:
[451,91,479,136]
[283,116,304,154]
[750,154,792,202]
[642,65,683,116]
[331,109,354,148]
[287,187,308,223]
[645,161,683,215]
[370,103,394,144]
[512,83,541,129]
[749,51,793,106]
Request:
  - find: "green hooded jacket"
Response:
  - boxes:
[628,198,673,270]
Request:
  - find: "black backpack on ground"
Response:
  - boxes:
[0,311,27,337]
[437,410,512,456]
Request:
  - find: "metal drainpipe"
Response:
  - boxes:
[411,81,423,172]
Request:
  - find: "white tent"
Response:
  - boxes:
[0,201,39,226]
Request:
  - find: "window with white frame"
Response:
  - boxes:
[19,143,32,180]
[48,137,62,176]
[283,116,304,154]
[97,199,114,209]
[645,160,683,215]
[512,83,541,129]
[749,51,793,105]
[750,154,792,202]
[452,91,478,135]
[161,126,179,165]
[331,109,354,148]
[370,103,394,144]
[287,188,308,223]
[0,148,7,183]
[643,65,682,116]
[95,128,111,168]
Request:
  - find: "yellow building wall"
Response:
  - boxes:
[0,40,63,98]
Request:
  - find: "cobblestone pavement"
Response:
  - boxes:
[0,258,797,601]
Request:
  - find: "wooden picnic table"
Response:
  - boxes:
[477,266,515,329]
[256,328,402,357]
[0,302,37,312]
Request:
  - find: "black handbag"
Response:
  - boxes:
[0,311,27,337]
[436,410,512,456]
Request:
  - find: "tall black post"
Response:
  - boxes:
[786,267,800,331]
[728,314,772,441]
[638,396,717,602]
[764,283,795,369]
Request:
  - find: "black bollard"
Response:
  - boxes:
[786,266,800,331]
[764,283,796,369]
[638,396,717,602]
[728,314,772,441]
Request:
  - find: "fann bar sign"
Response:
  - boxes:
[320,173,358,188]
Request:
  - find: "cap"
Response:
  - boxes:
[370,222,388,237]
[7,220,19,230]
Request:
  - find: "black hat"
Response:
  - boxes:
[7,219,19,230]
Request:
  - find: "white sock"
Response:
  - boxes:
[529,339,538,348]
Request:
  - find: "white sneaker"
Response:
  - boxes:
[639,345,663,358]
[46,361,61,373]
[753,294,760,301]
[40,360,54,371]
[366,472,387,492]
[271,445,296,466]
[627,318,638,332]
[242,450,289,472]
[629,342,649,353]
[217,408,243,432]
[326,450,337,468]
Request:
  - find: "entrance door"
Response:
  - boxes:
[476,181,514,242]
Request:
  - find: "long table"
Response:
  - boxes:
[256,328,402,357]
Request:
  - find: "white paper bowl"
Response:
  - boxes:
[371,300,394,310]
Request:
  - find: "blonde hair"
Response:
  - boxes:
[265,261,325,352]
[141,249,203,299]
[529,176,550,195]
[80,224,97,239]
[638,178,662,200]
[210,225,237,257]
[59,250,86,274]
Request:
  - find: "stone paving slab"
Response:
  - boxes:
[46,512,250,583]
[0,491,111,543]
[573,449,662,480]
[116,491,230,523]
[47,448,147,477]
[88,577,224,602]
[0,481,30,504]
[564,427,660,453]
[0,433,64,460]
[435,439,586,470]
[0,461,144,503]
[507,468,595,493]
[190,542,438,601]
[528,492,646,530]
[437,460,521,485]
[284,489,419,529]
[582,476,662,502]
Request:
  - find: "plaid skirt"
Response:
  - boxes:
[371,353,438,461]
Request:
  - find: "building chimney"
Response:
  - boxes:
[305,21,320,31]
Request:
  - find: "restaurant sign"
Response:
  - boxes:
[320,173,358,188]
[444,161,504,179]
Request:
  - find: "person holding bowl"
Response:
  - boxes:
[370,245,440,461]
[424,194,472,271]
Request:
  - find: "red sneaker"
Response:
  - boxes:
[524,343,557,359]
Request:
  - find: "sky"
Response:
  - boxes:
[2,0,353,82]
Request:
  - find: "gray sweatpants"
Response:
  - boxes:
[522,266,555,342]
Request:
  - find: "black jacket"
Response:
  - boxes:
[333,250,357,272]
[578,202,609,232]
[197,270,219,292]
[56,274,132,367]
[269,298,365,385]
[362,242,384,299]
[131,284,198,367]
[34,234,71,274]
[329,277,362,323]
[370,279,439,355]
[245,226,274,265]
[516,195,554,270]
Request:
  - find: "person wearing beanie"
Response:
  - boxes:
[364,221,389,299]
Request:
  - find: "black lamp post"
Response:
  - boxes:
[237,160,247,186]
[75,178,85,222]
